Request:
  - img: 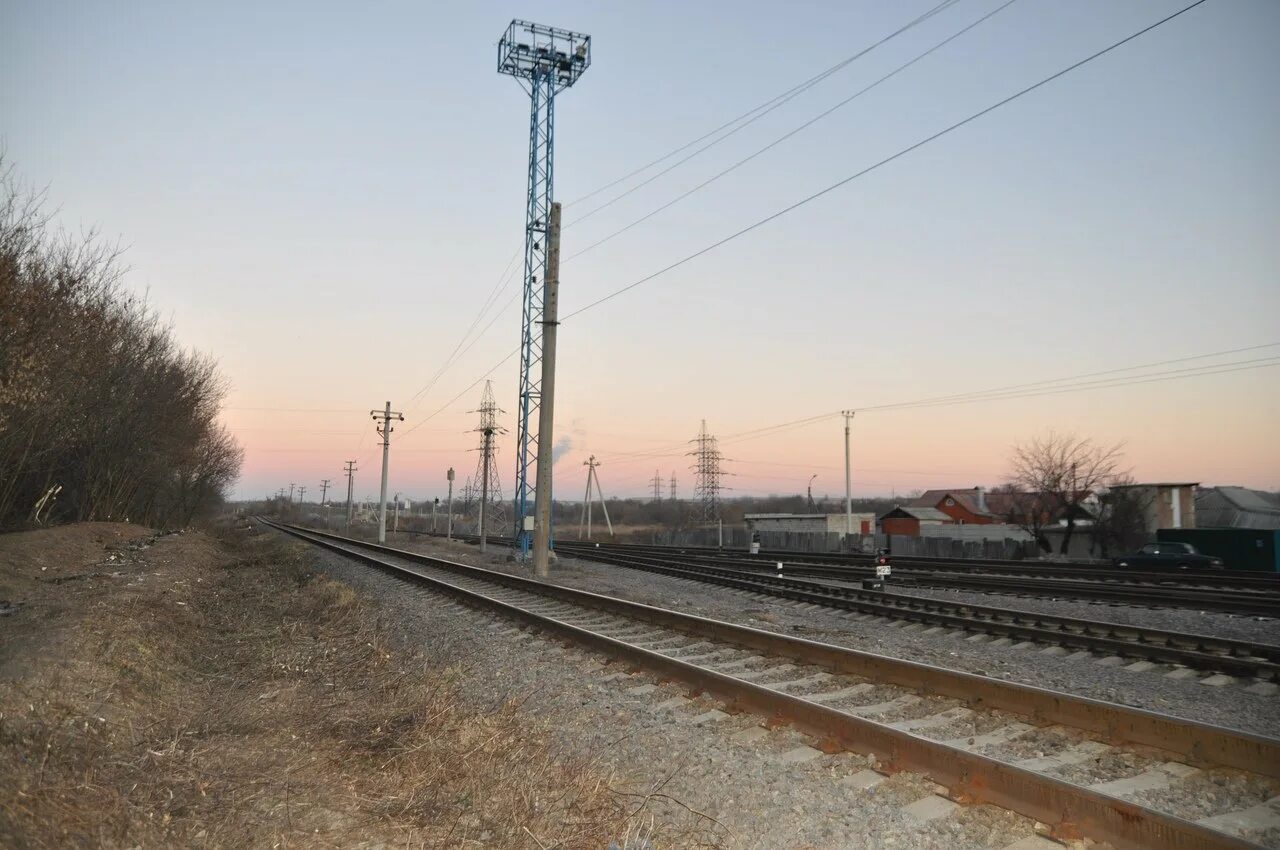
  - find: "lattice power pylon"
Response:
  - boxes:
[497,19,592,555]
[688,420,728,523]
[466,381,508,534]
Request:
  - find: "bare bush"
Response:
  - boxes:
[0,159,242,528]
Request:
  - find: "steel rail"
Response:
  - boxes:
[265,519,1277,850]
[420,530,1280,594]
[587,538,1280,590]
[540,540,1280,616]
[545,545,1280,680]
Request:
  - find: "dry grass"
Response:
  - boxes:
[0,520,722,849]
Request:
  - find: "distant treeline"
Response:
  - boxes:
[0,162,242,529]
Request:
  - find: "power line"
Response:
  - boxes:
[877,357,1280,412]
[564,0,1021,262]
[405,247,523,408]
[566,0,964,226]
[560,0,1211,322]
[589,347,1279,465]
[861,341,1280,411]
[401,345,521,436]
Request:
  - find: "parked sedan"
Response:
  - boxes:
[1113,542,1225,571]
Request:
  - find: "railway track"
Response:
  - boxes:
[428,532,1280,616]
[564,541,1280,616]
[266,519,1280,850]
[583,539,1280,592]
[541,544,1280,683]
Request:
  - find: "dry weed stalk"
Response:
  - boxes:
[0,524,724,849]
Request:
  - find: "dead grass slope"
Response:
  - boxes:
[0,520,711,849]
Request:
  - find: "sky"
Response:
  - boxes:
[3,0,1278,503]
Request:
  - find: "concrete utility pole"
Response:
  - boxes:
[370,401,404,544]
[297,485,307,505]
[578,455,613,540]
[446,467,455,541]
[288,482,296,503]
[842,410,855,537]
[532,202,563,577]
[579,457,594,540]
[432,497,439,533]
[343,460,357,534]
[319,479,331,505]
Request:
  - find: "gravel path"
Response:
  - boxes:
[387,534,1280,740]
[296,536,1056,850]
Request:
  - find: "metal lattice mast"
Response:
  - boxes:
[670,471,678,502]
[466,381,508,535]
[651,470,662,503]
[497,20,591,555]
[688,420,726,523]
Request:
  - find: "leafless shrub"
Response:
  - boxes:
[0,158,241,529]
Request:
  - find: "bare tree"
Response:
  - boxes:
[990,483,1052,553]
[1008,432,1125,555]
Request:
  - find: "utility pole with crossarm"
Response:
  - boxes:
[370,402,404,544]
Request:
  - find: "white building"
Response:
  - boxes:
[743,513,877,536]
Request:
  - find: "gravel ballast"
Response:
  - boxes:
[387,533,1280,740]
[296,535,1055,850]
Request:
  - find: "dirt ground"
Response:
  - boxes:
[0,520,710,849]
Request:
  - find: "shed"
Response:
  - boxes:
[879,505,953,536]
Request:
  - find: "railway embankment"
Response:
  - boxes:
[0,521,697,849]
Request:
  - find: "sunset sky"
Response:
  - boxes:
[4,0,1277,503]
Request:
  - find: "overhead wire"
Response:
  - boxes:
[563,0,1021,262]
[563,0,961,209]
[589,343,1278,465]
[861,341,1280,410]
[560,0,1211,322]
[403,246,523,408]
[565,0,965,226]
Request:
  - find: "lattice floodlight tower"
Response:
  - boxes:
[497,19,591,556]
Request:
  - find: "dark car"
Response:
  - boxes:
[1113,542,1225,571]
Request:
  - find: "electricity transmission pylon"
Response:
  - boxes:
[496,19,592,556]
[688,420,728,523]
[467,381,507,551]
[651,470,663,503]
[670,472,678,502]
